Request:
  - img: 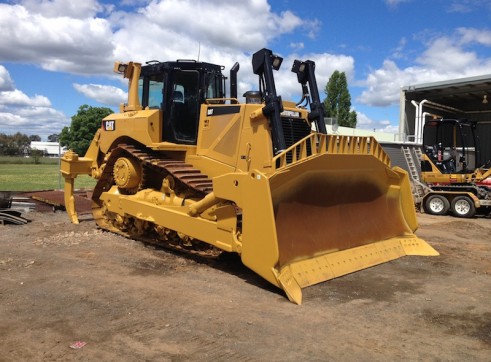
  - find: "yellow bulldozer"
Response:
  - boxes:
[61,48,438,304]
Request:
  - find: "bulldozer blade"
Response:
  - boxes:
[270,153,438,303]
[225,150,438,305]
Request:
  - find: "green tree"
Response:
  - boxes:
[47,134,59,142]
[323,71,357,128]
[29,135,41,142]
[60,105,113,155]
[0,132,31,156]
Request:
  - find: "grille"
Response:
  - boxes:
[280,117,312,163]
[282,117,311,147]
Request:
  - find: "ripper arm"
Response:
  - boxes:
[60,129,101,223]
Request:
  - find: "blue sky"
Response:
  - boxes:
[1,0,491,140]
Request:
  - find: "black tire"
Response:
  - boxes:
[450,196,476,218]
[424,194,450,215]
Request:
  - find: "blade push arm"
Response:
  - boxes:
[252,48,286,154]
[291,59,328,134]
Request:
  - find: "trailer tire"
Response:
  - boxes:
[424,194,450,215]
[450,196,476,218]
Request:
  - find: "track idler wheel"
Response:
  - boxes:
[113,156,141,192]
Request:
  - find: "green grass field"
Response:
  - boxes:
[0,161,96,191]
[0,156,60,165]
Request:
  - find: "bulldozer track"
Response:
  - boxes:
[91,143,221,258]
[92,144,213,203]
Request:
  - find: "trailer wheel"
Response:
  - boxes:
[450,196,476,218]
[424,194,450,215]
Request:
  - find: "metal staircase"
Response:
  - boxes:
[414,147,423,166]
[402,147,420,181]
[402,146,428,205]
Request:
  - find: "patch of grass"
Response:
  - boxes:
[0,156,60,165]
[0,163,97,191]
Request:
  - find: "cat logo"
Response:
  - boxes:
[103,120,115,131]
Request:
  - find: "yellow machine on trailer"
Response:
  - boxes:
[61,48,438,304]
[420,118,491,217]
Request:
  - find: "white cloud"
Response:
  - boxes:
[358,60,412,106]
[290,42,305,50]
[0,1,332,137]
[356,111,399,133]
[456,27,491,46]
[447,0,491,14]
[19,0,105,19]
[273,52,355,102]
[0,89,51,107]
[307,53,355,84]
[384,0,411,7]
[73,83,127,106]
[417,37,478,71]
[0,106,69,139]
[0,0,322,138]
[0,65,14,92]
[0,0,320,78]
[391,37,407,59]
[0,3,115,74]
[111,0,314,64]
[305,18,321,39]
[359,29,491,107]
[0,66,69,139]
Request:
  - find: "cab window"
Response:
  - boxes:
[204,72,224,101]
[140,74,164,109]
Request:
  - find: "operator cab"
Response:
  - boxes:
[138,60,226,145]
[422,119,479,174]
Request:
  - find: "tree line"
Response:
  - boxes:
[0,105,112,157]
[0,133,61,156]
[0,133,38,156]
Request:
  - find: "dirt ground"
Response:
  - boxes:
[1,205,490,361]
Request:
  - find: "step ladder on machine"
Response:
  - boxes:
[401,146,428,206]
[413,147,423,165]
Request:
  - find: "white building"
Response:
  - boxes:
[30,141,67,157]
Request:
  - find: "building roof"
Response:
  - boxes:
[402,74,491,112]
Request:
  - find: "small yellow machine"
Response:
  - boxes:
[420,118,491,217]
[61,48,438,304]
